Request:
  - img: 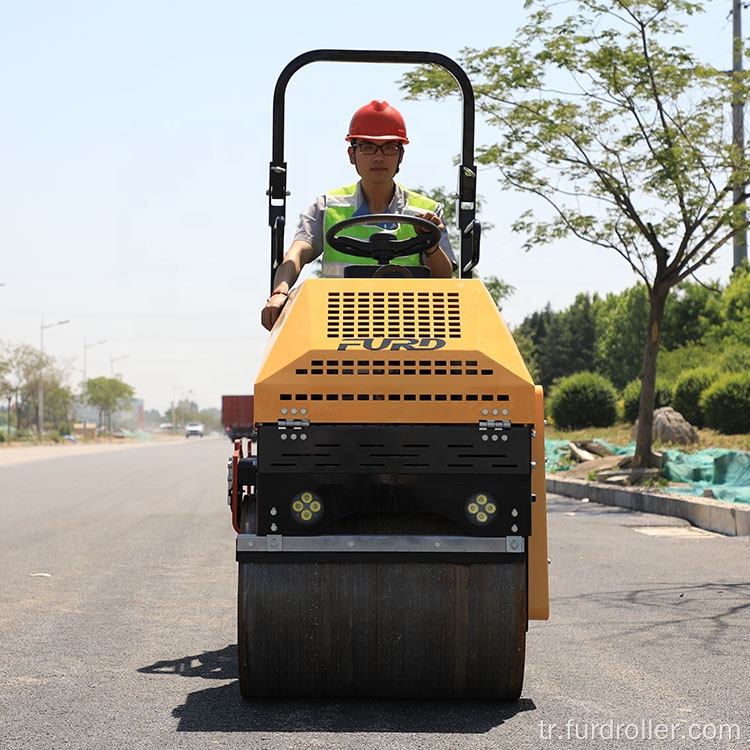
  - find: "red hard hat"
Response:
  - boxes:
[346,100,409,143]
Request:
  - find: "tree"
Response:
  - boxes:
[709,262,750,346]
[662,278,723,350]
[84,377,135,432]
[7,343,53,432]
[597,285,650,389]
[414,185,495,251]
[0,344,11,439]
[401,0,750,466]
[512,295,597,390]
[483,275,516,312]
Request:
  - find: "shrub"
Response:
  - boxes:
[719,344,750,374]
[672,367,717,428]
[700,373,750,434]
[549,372,618,429]
[622,379,673,423]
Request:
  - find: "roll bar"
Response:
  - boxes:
[268,49,480,289]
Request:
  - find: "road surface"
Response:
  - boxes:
[1,438,748,748]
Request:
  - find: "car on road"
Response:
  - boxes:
[185,421,204,438]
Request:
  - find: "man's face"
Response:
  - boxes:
[349,140,403,183]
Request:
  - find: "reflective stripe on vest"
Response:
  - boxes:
[322,184,439,276]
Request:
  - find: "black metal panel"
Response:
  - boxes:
[258,423,530,474]
[255,424,532,537]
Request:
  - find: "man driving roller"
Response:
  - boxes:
[261,100,456,330]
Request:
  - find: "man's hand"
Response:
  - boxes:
[261,292,288,331]
[414,210,444,241]
[414,211,452,278]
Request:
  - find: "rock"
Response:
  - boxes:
[577,440,615,457]
[555,454,632,479]
[632,406,699,446]
[567,441,599,463]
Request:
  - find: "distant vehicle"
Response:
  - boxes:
[185,421,205,438]
[221,395,255,441]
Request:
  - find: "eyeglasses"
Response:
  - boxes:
[354,142,402,156]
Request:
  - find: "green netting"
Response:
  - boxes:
[662,449,750,505]
[545,439,750,505]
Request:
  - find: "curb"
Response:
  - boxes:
[546,475,750,537]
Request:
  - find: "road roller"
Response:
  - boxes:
[228,49,548,700]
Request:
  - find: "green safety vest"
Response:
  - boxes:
[322,183,440,274]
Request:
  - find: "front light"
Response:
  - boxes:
[465,492,497,526]
[291,490,323,524]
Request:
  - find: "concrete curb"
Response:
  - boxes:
[547,475,750,536]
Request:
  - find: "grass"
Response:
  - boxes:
[545,423,750,453]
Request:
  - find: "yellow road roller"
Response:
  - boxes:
[228,49,548,700]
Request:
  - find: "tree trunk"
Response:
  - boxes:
[633,283,669,468]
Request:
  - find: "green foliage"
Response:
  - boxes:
[43,385,74,433]
[414,184,495,251]
[514,294,598,390]
[662,280,723,350]
[85,376,136,430]
[700,373,750,434]
[401,0,750,272]
[718,344,750,374]
[672,367,718,428]
[597,285,649,390]
[400,0,750,466]
[512,329,540,383]
[622,378,673,423]
[548,371,618,429]
[657,341,721,382]
[483,275,516,312]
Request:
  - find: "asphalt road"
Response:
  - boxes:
[1,438,748,749]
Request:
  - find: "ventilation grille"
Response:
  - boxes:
[260,424,529,474]
[326,290,461,338]
[279,392,510,402]
[295,359,494,377]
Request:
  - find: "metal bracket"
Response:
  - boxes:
[277,419,310,430]
[238,534,523,554]
[226,457,233,506]
[505,536,524,553]
[479,419,511,430]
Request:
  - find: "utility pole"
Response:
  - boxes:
[83,338,106,439]
[38,316,70,439]
[733,0,748,270]
[110,354,129,377]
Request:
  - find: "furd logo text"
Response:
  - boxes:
[337,337,447,351]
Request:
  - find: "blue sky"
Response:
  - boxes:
[0,1,739,414]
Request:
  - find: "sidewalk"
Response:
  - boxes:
[0,436,186,467]
[547,474,750,536]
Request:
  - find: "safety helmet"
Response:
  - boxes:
[345,100,409,144]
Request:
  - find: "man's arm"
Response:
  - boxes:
[422,243,453,278]
[261,239,317,331]
[415,210,454,278]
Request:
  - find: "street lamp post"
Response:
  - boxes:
[38,316,70,439]
[732,0,747,270]
[83,338,106,439]
[110,354,129,377]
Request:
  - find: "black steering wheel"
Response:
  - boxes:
[325,214,441,265]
